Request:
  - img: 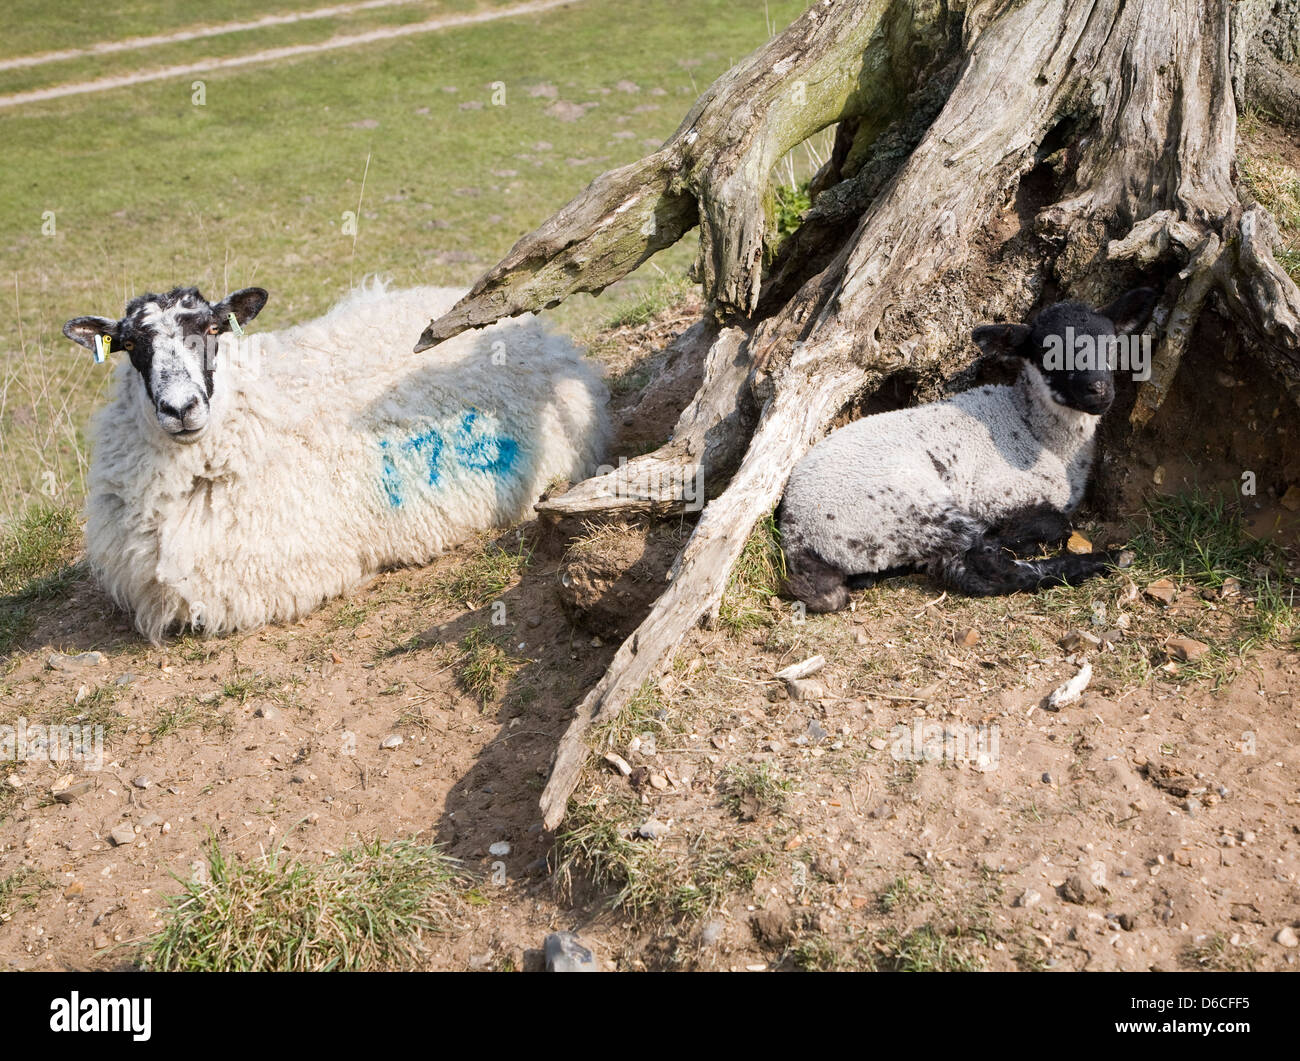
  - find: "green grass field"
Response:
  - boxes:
[0,0,806,521]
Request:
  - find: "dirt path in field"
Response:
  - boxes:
[0,0,587,110]
[0,0,432,72]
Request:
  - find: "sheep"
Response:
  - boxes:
[779,288,1158,612]
[62,281,610,641]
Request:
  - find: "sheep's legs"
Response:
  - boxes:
[933,535,1116,597]
[987,504,1072,558]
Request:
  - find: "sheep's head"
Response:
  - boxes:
[64,286,267,442]
[971,288,1158,416]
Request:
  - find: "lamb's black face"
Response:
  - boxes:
[972,288,1159,416]
[1026,303,1120,415]
[64,286,268,442]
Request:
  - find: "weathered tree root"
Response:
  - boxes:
[418,0,1300,829]
[536,324,751,519]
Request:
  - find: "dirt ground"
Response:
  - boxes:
[2,285,1298,973]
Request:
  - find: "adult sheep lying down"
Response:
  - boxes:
[63,282,610,642]
[779,288,1159,613]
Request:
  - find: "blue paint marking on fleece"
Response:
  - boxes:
[378,439,403,508]
[378,411,521,508]
[453,410,520,478]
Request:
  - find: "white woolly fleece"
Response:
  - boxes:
[779,364,1100,576]
[86,283,610,641]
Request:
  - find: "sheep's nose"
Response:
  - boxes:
[1090,380,1108,394]
[159,396,200,421]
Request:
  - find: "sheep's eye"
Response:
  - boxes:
[206,323,220,335]
[123,341,134,351]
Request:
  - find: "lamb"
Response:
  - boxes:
[62,281,610,641]
[779,288,1158,612]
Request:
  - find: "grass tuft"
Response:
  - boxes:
[144,837,466,972]
[433,539,532,609]
[0,504,82,655]
[718,513,786,634]
[1239,147,1300,282]
[455,627,522,704]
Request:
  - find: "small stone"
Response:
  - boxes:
[47,651,104,672]
[1184,797,1201,814]
[1165,637,1209,662]
[637,733,657,757]
[1041,772,1053,785]
[1015,889,1042,908]
[806,720,828,743]
[488,841,511,857]
[1275,925,1299,948]
[108,823,137,846]
[255,705,281,721]
[868,737,888,751]
[637,819,668,840]
[775,655,826,682]
[1218,577,1242,599]
[114,672,137,687]
[1118,912,1137,932]
[648,774,669,790]
[1144,578,1176,604]
[139,813,161,829]
[1059,629,1102,652]
[955,627,979,647]
[813,856,845,883]
[1280,485,1300,512]
[1152,465,1165,485]
[1059,874,1099,905]
[131,776,151,790]
[63,881,84,900]
[526,615,542,628]
[51,775,93,803]
[380,734,403,749]
[93,931,111,951]
[603,751,632,777]
[544,931,597,972]
[785,678,825,702]
[1066,532,1093,554]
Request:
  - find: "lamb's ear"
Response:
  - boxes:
[1099,287,1158,335]
[213,287,269,329]
[971,323,1032,358]
[63,316,119,352]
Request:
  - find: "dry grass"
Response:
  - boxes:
[144,837,467,971]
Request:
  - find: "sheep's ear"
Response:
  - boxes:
[63,316,119,352]
[971,323,1032,358]
[213,287,269,329]
[1099,287,1158,334]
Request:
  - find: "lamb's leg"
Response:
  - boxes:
[783,537,851,613]
[987,503,1072,557]
[930,517,1117,597]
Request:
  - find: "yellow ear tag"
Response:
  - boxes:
[92,334,109,364]
[228,313,244,336]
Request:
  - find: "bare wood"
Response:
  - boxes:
[536,325,751,518]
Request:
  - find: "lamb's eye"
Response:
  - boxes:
[123,341,134,351]
[206,323,220,335]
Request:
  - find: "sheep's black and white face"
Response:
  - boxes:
[64,286,267,442]
[972,288,1158,416]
